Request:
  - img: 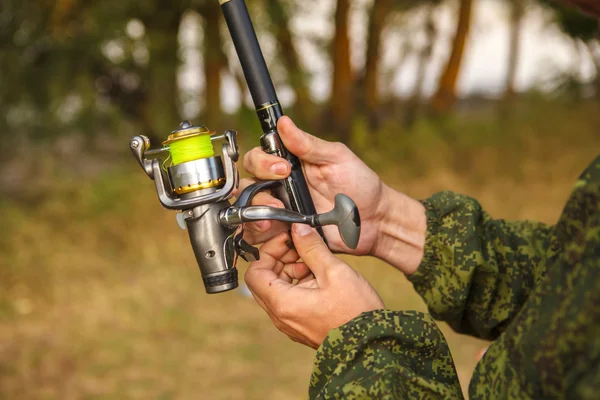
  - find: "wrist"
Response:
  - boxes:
[371,184,427,275]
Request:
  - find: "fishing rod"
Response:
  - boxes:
[219,0,322,230]
[128,1,361,295]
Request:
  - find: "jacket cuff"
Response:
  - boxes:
[407,195,443,286]
[310,310,449,394]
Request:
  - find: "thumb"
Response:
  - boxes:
[291,224,338,280]
[278,116,339,164]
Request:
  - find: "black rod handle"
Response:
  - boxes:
[220,0,278,109]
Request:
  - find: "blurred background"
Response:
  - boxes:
[0,0,599,398]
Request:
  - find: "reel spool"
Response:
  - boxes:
[163,122,225,197]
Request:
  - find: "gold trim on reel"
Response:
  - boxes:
[174,178,226,195]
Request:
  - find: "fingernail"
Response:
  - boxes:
[293,224,312,237]
[270,162,288,176]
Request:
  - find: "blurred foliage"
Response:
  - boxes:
[1,0,215,147]
[541,0,599,40]
[1,1,599,398]
[1,0,597,153]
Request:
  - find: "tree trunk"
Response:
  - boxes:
[231,67,251,112]
[503,0,524,101]
[404,7,437,128]
[139,11,182,141]
[200,3,225,129]
[364,0,393,131]
[431,0,473,114]
[585,41,600,99]
[266,0,312,123]
[50,0,77,38]
[331,0,353,142]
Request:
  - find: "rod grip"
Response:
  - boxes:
[221,0,278,108]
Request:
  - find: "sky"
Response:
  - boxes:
[178,0,597,116]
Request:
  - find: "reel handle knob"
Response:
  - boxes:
[315,194,361,250]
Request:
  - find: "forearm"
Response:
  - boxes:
[410,191,555,339]
[371,184,427,275]
[371,186,555,339]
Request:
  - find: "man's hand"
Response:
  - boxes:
[241,116,427,275]
[245,223,385,349]
[240,116,385,256]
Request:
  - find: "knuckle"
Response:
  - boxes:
[270,198,285,209]
[242,147,261,172]
[325,261,351,280]
[332,141,348,153]
[244,268,256,287]
[238,178,254,190]
[242,156,252,173]
[272,302,289,320]
[251,192,273,206]
[303,240,326,257]
[245,222,264,233]
[260,156,274,172]
[242,230,255,244]
[325,263,345,278]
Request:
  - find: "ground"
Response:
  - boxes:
[1,102,598,399]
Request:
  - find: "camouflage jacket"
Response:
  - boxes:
[309,156,599,399]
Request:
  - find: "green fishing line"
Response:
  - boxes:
[162,152,172,172]
[169,135,214,165]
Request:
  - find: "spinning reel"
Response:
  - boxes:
[130,121,361,294]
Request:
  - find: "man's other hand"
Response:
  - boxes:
[244,224,385,349]
[240,116,387,255]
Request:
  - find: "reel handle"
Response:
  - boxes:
[224,181,362,249]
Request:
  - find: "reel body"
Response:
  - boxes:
[130,121,361,294]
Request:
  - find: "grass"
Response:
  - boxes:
[0,100,599,399]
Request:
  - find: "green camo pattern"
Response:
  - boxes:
[310,156,599,399]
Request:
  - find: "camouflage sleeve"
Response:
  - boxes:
[309,310,464,400]
[408,192,559,340]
